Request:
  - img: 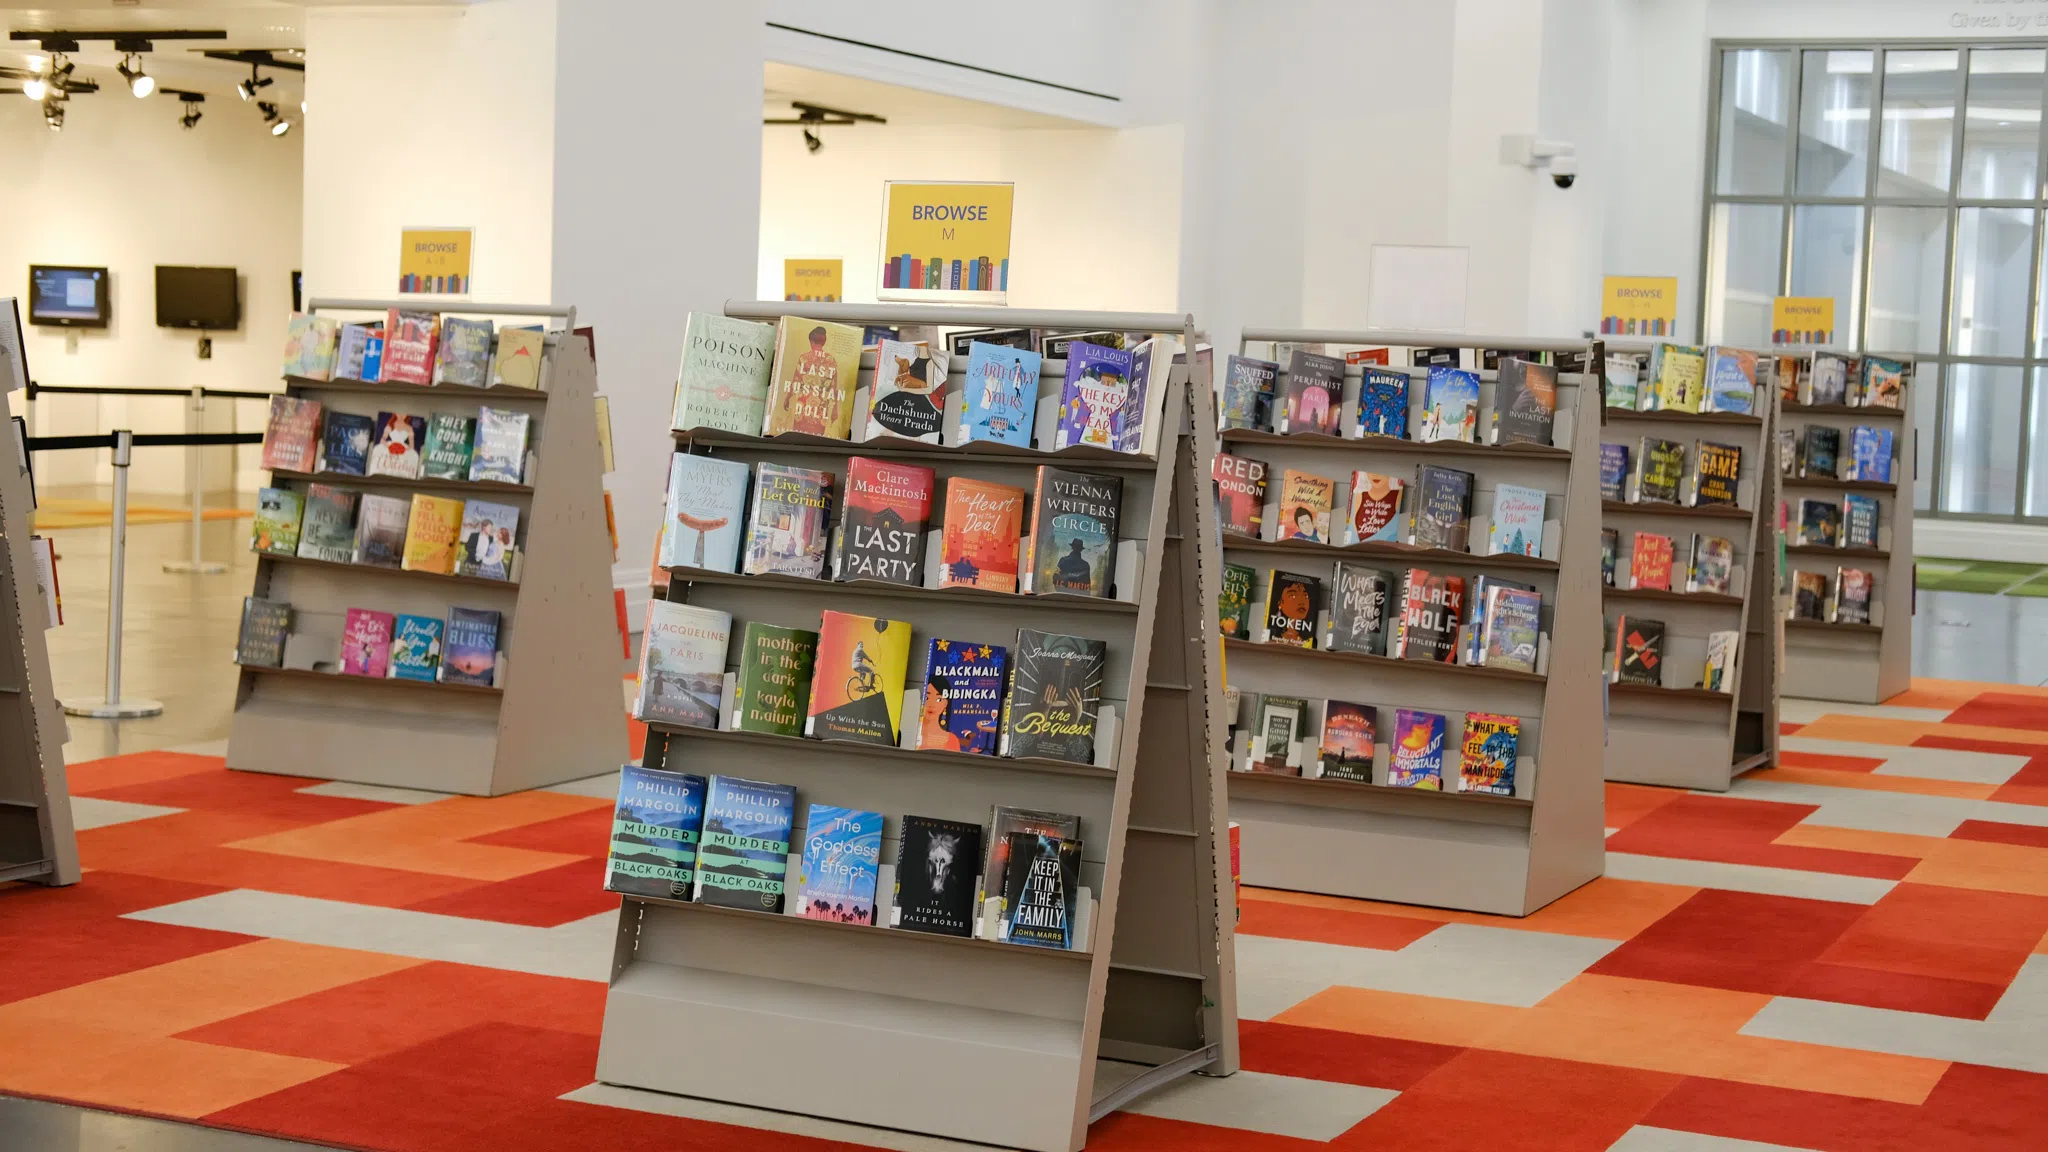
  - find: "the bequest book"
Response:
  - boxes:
[604,766,707,899]
[835,457,934,586]
[694,774,797,912]
[1002,630,1107,764]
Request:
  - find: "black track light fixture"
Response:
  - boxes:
[238,65,272,102]
[803,128,822,153]
[167,89,204,129]
[765,102,884,156]
[116,53,153,98]
[257,99,291,137]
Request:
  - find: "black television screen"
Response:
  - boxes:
[156,266,241,331]
[28,266,110,328]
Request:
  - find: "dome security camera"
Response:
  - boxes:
[1551,152,1577,190]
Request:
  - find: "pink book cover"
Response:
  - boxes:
[380,309,439,386]
[341,608,396,677]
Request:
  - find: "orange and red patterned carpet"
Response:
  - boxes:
[4,678,2048,1150]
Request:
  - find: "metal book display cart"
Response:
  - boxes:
[1218,329,1607,917]
[595,302,1238,1152]
[0,385,77,885]
[225,298,625,795]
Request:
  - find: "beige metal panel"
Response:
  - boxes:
[228,693,497,793]
[0,385,76,884]
[1230,795,1534,916]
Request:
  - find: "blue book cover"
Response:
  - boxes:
[439,607,500,687]
[1487,482,1546,558]
[1599,443,1630,501]
[798,804,883,924]
[390,614,443,682]
[917,638,1008,756]
[1704,347,1756,414]
[963,341,1040,447]
[1054,341,1134,450]
[1358,369,1409,438]
[694,774,797,912]
[1221,355,1278,430]
[359,330,385,382]
[320,412,374,476]
[1113,337,1165,454]
[606,766,707,899]
[1419,367,1480,443]
[1850,426,1894,483]
[658,453,751,572]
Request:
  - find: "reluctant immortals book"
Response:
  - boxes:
[468,406,530,485]
[1488,482,1546,558]
[1412,464,1475,551]
[1419,366,1480,443]
[1458,713,1519,796]
[999,832,1081,949]
[379,309,439,386]
[389,614,442,682]
[797,805,883,924]
[835,458,934,585]
[1263,570,1322,648]
[1599,443,1630,502]
[1220,354,1280,431]
[670,311,776,434]
[1358,369,1410,438]
[1493,359,1557,446]
[350,493,410,568]
[1211,452,1269,538]
[294,484,359,564]
[1027,467,1121,597]
[1611,615,1665,686]
[1388,709,1447,789]
[895,815,983,937]
[236,597,292,668]
[1393,568,1464,663]
[1054,340,1134,449]
[1346,471,1404,545]
[319,411,374,476]
[455,498,520,580]
[1842,493,1881,550]
[917,638,1008,755]
[731,622,818,737]
[694,775,797,912]
[938,476,1026,592]
[1001,630,1107,764]
[1635,438,1685,504]
[742,462,834,578]
[1693,441,1743,507]
[432,318,494,387]
[963,341,1041,447]
[1275,469,1336,544]
[634,601,732,727]
[1327,563,1394,656]
[867,339,948,443]
[365,412,428,480]
[1218,563,1256,639]
[421,413,475,480]
[806,610,911,745]
[1275,350,1345,436]
[400,493,464,575]
[658,453,751,573]
[763,316,863,438]
[439,607,501,687]
[340,608,395,678]
[1318,700,1377,782]
[261,395,322,472]
[252,487,304,555]
[605,767,707,899]
[1688,534,1735,595]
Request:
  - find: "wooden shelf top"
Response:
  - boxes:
[674,427,1159,472]
[1218,427,1569,462]
[1785,543,1888,560]
[1786,617,1884,635]
[257,550,521,591]
[1222,636,1546,685]
[622,891,1093,961]
[1782,402,1905,419]
[1226,769,1534,809]
[666,565,1139,615]
[649,722,1119,781]
[1221,535,1559,573]
[1603,585,1744,607]
[1601,407,1763,426]
[1783,476,1896,493]
[1607,680,1736,703]
[269,468,534,499]
[238,663,502,696]
[284,375,550,403]
[1602,499,1753,522]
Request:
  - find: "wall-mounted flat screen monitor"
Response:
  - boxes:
[156,265,241,331]
[28,266,110,328]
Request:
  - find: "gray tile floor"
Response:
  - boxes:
[0,1096,335,1151]
[1911,588,2048,685]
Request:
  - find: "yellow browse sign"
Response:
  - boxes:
[783,258,842,303]
[1599,275,1677,336]
[879,181,1014,301]
[399,228,472,295]
[1772,297,1835,346]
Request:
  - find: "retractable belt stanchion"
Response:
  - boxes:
[63,429,165,720]
[163,385,226,575]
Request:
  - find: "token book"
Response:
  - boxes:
[867,339,948,443]
[1688,534,1734,595]
[440,607,501,687]
[917,637,1008,756]
[938,476,1026,592]
[1412,464,1474,551]
[1630,532,1675,591]
[998,832,1081,949]
[798,805,883,925]
[1836,566,1874,624]
[492,326,545,390]
[1211,452,1268,538]
[282,313,340,380]
[319,411,374,476]
[1327,562,1394,656]
[731,622,818,737]
[1263,569,1322,648]
[1842,493,1880,550]
[896,815,983,937]
[1419,366,1480,443]
[1026,466,1121,597]
[1275,469,1335,544]
[1493,359,1557,446]
[1693,441,1742,507]
[390,614,442,682]
[834,457,934,586]
[1792,571,1829,620]
[236,597,292,668]
[1318,700,1377,782]
[1393,568,1464,663]
[262,395,323,472]
[421,413,475,480]
[1220,354,1279,431]
[671,311,775,434]
[806,610,911,745]
[1849,426,1894,483]
[694,775,797,912]
[1389,709,1446,789]
[350,493,410,568]
[962,340,1041,447]
[1599,443,1629,501]
[1459,713,1519,796]
[455,498,520,580]
[468,406,529,485]
[1001,630,1107,763]
[763,316,863,438]
[1488,482,1546,558]
[1799,498,1841,547]
[1276,350,1344,436]
[634,601,732,727]
[1703,346,1756,414]
[1635,438,1684,503]
[1218,563,1255,639]
[605,767,707,899]
[1358,368,1409,438]
[432,317,494,387]
[400,493,464,575]
[1053,340,1133,449]
[1611,614,1665,686]
[252,487,303,555]
[379,309,439,386]
[1346,471,1403,545]
[294,484,359,564]
[742,461,834,578]
[658,453,750,573]
[340,608,395,678]
[1703,630,1740,692]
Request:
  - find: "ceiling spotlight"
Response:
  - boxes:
[44,101,63,132]
[257,100,291,136]
[23,75,45,100]
[803,128,822,153]
[48,55,74,93]
[180,106,202,129]
[238,65,272,101]
[117,54,154,98]
[172,90,204,129]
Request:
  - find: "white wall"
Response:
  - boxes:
[0,86,302,497]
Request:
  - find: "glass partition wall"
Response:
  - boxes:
[1704,41,2048,520]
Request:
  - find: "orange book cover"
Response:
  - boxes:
[939,476,1026,592]
[401,494,463,574]
[805,610,911,744]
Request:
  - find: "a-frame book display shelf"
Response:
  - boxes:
[1221,329,1606,917]
[225,298,625,796]
[0,385,78,886]
[596,302,1238,1152]
[1599,340,1779,792]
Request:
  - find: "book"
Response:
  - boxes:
[359,326,386,382]
[895,815,983,937]
[468,406,529,484]
[797,805,883,924]
[1347,348,1392,366]
[1220,355,1279,431]
[635,601,732,727]
[1043,330,1123,357]
[1458,713,1519,796]
[742,462,834,578]
[605,767,707,899]
[730,622,818,737]
[1218,563,1255,639]
[1328,563,1395,656]
[1635,438,1685,503]
[340,608,395,678]
[1388,709,1447,789]
[282,314,340,380]
[962,341,1041,447]
[252,487,303,555]
[694,775,797,912]
[1318,700,1376,782]
[1480,585,1542,673]
[421,414,475,480]
[1493,359,1557,446]
[1419,366,1480,443]
[1211,452,1268,538]
[1601,528,1618,587]
[763,317,863,438]
[949,327,1035,356]
[1612,615,1665,686]
[440,606,501,687]
[835,457,933,585]
[1275,469,1335,544]
[236,597,292,668]
[998,832,1080,949]
[456,498,520,580]
[261,396,323,472]
[1275,350,1344,435]
[938,476,1026,592]
[1599,443,1630,501]
[1253,695,1308,773]
[380,309,439,386]
[294,484,359,564]
[1345,471,1404,545]
[1054,340,1133,449]
[982,806,1080,916]
[1811,353,1852,405]
[1849,426,1895,483]
[917,638,1008,755]
[1648,343,1705,412]
[659,453,750,572]
[1702,346,1756,414]
[1773,355,1803,405]
[1412,464,1474,551]
[1793,571,1829,620]
[1488,482,1546,557]
[867,339,947,442]
[1703,631,1740,692]
[1801,425,1841,480]
[1688,534,1735,595]
[1116,336,1174,455]
[399,494,463,574]
[390,614,442,682]
[1604,354,1641,409]
[319,412,374,476]
[806,610,911,744]
[1835,567,1873,624]
[1001,630,1107,763]
[1842,493,1881,550]
[1861,355,1907,408]
[335,324,372,381]
[1630,532,1675,591]
[1026,467,1121,597]
[350,493,410,568]
[1263,570,1322,648]
[1358,368,1410,438]
[1778,429,1800,477]
[432,317,494,387]
[1693,441,1742,507]
[671,312,775,433]
[362,412,427,480]
[1393,568,1464,662]
[1799,499,1842,547]
[493,326,547,390]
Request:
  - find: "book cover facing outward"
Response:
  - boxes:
[1792,571,1829,620]
[1412,465,1474,551]
[1849,426,1894,483]
[237,597,292,668]
[282,313,340,380]
[1599,443,1630,501]
[939,476,1025,592]
[1347,471,1403,545]
[1002,630,1106,764]
[493,327,546,390]
[896,815,983,937]
[1115,336,1173,455]
[1054,340,1133,450]
[672,311,775,433]
[1493,359,1556,446]
[1420,367,1480,443]
[634,600,732,728]
[806,610,911,745]
[469,406,529,484]
[659,453,750,573]
[401,494,464,574]
[1704,346,1756,414]
[763,316,862,438]
[1630,532,1675,591]
[1704,630,1740,692]
[421,414,475,480]
[365,413,428,480]
[380,309,439,386]
[1389,709,1446,789]
[732,622,818,736]
[351,493,410,568]
[252,487,304,556]
[1328,563,1394,656]
[694,774,797,912]
[1319,700,1376,782]
[605,766,707,899]
[1488,482,1546,557]
[1394,568,1464,663]
[1000,832,1080,949]
[440,607,500,687]
[1459,713,1519,795]
[837,457,934,585]
[390,614,442,682]
[1218,563,1255,639]
[1613,614,1666,685]
[1263,570,1321,649]
[985,806,1079,915]
[1481,585,1542,672]
[1220,354,1279,430]
[433,318,494,387]
[798,804,883,924]
[1694,441,1742,506]
[1689,534,1734,595]
[867,339,947,443]
[1277,350,1344,435]
[1836,566,1874,624]
[294,484,359,564]
[1252,694,1306,775]
[320,412,374,476]
[742,461,834,578]
[261,396,322,472]
[340,608,395,678]
[963,340,1041,447]
[1842,494,1880,549]
[918,637,1008,755]
[1275,469,1335,544]
[1636,438,1684,503]
[1211,452,1268,538]
[1861,356,1906,409]
[455,498,520,580]
[1028,467,1121,597]
[1358,369,1409,438]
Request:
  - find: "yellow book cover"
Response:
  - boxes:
[401,494,464,574]
[1656,345,1705,413]
[493,328,545,389]
[763,316,863,438]
[805,610,912,744]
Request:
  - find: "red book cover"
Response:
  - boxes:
[1211,452,1267,538]
[1630,532,1674,591]
[837,457,934,586]
[261,395,323,472]
[1344,348,1391,366]
[939,476,1025,592]
[1395,568,1464,663]
[380,308,439,385]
